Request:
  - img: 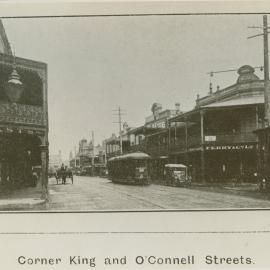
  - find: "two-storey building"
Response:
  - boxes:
[169,65,264,182]
[0,20,49,196]
[126,103,182,181]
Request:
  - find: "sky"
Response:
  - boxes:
[1,14,266,160]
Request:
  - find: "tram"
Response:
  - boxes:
[107,152,151,185]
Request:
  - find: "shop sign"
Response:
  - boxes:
[188,146,203,152]
[205,144,255,151]
[205,135,216,142]
[148,121,166,128]
[0,102,44,126]
[0,127,44,136]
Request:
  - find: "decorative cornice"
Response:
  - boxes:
[0,102,44,126]
[0,52,47,73]
[197,80,264,107]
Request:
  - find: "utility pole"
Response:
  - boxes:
[264,15,270,126]
[248,15,270,126]
[74,146,77,167]
[248,15,270,178]
[113,107,125,155]
[118,107,123,155]
[91,130,95,176]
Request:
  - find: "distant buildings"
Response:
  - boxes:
[69,138,106,175]
[105,124,133,160]
[49,151,63,170]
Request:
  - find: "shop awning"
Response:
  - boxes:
[202,95,264,108]
[145,129,168,138]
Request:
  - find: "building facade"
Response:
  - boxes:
[104,103,182,181]
[49,151,63,170]
[168,65,264,182]
[104,66,264,183]
[0,20,49,196]
[70,138,105,175]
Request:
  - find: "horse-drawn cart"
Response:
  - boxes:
[55,169,73,185]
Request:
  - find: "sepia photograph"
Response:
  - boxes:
[1,12,270,211]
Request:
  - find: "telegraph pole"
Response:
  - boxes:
[113,107,125,155]
[248,15,270,178]
[263,15,270,126]
[91,130,95,176]
[248,15,270,126]
[74,146,77,167]
[118,107,123,155]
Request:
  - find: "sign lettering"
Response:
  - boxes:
[205,144,255,151]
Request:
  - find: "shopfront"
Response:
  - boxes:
[204,143,257,182]
[0,132,42,188]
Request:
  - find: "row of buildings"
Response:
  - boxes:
[104,65,265,183]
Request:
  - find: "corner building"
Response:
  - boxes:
[169,65,264,182]
[0,20,48,194]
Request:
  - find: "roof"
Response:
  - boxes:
[165,164,187,168]
[169,93,264,124]
[197,65,263,107]
[146,128,168,138]
[123,152,151,160]
[108,152,151,161]
[0,20,12,55]
[202,95,264,108]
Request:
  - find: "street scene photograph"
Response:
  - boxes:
[1,14,270,211]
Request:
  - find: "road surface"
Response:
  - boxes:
[44,176,270,210]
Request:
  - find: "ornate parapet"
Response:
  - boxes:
[0,102,44,126]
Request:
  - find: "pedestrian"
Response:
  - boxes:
[31,171,38,187]
[60,163,65,171]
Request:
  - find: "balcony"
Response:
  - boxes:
[169,134,201,153]
[146,144,168,157]
[169,132,257,153]
[169,140,186,153]
[128,143,147,153]
[204,132,257,145]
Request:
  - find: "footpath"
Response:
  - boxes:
[190,182,270,201]
[0,183,46,211]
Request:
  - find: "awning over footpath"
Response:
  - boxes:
[202,95,264,108]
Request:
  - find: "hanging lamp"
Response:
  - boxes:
[4,50,23,103]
